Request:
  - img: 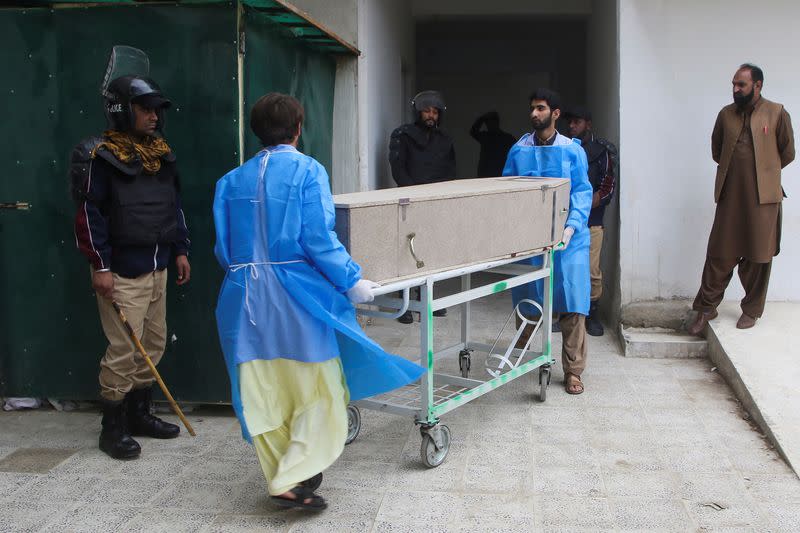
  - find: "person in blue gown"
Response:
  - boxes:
[502,88,593,395]
[213,93,424,510]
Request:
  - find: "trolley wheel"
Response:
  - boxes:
[458,349,472,378]
[420,425,451,468]
[538,367,551,402]
[345,405,361,445]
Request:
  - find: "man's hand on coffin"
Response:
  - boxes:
[560,226,575,250]
[347,279,381,304]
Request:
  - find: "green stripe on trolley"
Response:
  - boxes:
[431,354,553,417]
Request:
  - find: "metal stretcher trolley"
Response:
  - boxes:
[344,248,556,468]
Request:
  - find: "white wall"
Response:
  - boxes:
[294,0,417,191]
[357,0,415,190]
[284,0,360,193]
[331,57,359,194]
[619,0,800,304]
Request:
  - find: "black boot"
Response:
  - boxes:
[126,387,180,439]
[586,301,605,337]
[99,400,141,460]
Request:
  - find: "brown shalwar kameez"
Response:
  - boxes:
[694,99,791,317]
[707,107,781,261]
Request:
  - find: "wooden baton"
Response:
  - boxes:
[111,301,196,437]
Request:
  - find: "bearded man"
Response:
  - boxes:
[504,88,593,395]
[688,64,795,335]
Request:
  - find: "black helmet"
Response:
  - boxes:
[411,90,446,124]
[103,75,172,133]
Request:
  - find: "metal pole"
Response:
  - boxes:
[460,273,471,348]
[420,279,435,424]
[543,250,553,358]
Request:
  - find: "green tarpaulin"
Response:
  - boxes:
[0,1,339,401]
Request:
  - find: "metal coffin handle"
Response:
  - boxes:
[407,233,425,269]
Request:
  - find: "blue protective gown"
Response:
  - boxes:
[503,133,593,316]
[213,146,424,438]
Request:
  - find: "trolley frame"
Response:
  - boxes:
[350,248,556,467]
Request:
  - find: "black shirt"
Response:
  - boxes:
[389,123,457,186]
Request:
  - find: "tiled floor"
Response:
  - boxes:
[1,285,797,532]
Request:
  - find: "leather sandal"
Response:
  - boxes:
[565,373,584,395]
[271,485,327,511]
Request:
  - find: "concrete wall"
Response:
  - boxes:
[412,0,591,17]
[416,18,586,179]
[285,0,360,193]
[331,57,359,194]
[619,0,800,308]
[357,0,415,191]
[288,0,358,46]
[587,0,620,324]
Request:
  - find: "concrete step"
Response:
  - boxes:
[620,326,708,358]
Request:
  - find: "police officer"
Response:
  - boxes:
[73,74,191,459]
[389,90,457,186]
[388,90,458,323]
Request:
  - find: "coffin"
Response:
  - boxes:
[333,177,571,283]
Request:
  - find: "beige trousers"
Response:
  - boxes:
[559,313,588,377]
[94,269,168,402]
[515,312,588,377]
[590,226,604,301]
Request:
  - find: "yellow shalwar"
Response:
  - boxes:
[239,357,349,496]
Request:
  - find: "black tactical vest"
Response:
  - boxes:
[97,149,180,247]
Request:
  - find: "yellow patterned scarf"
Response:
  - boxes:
[92,130,172,174]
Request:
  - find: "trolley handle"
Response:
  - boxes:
[369,279,424,297]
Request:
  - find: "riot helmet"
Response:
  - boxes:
[411,90,446,126]
[100,46,170,133]
[103,75,171,133]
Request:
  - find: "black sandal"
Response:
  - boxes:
[271,485,327,511]
[301,473,323,492]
